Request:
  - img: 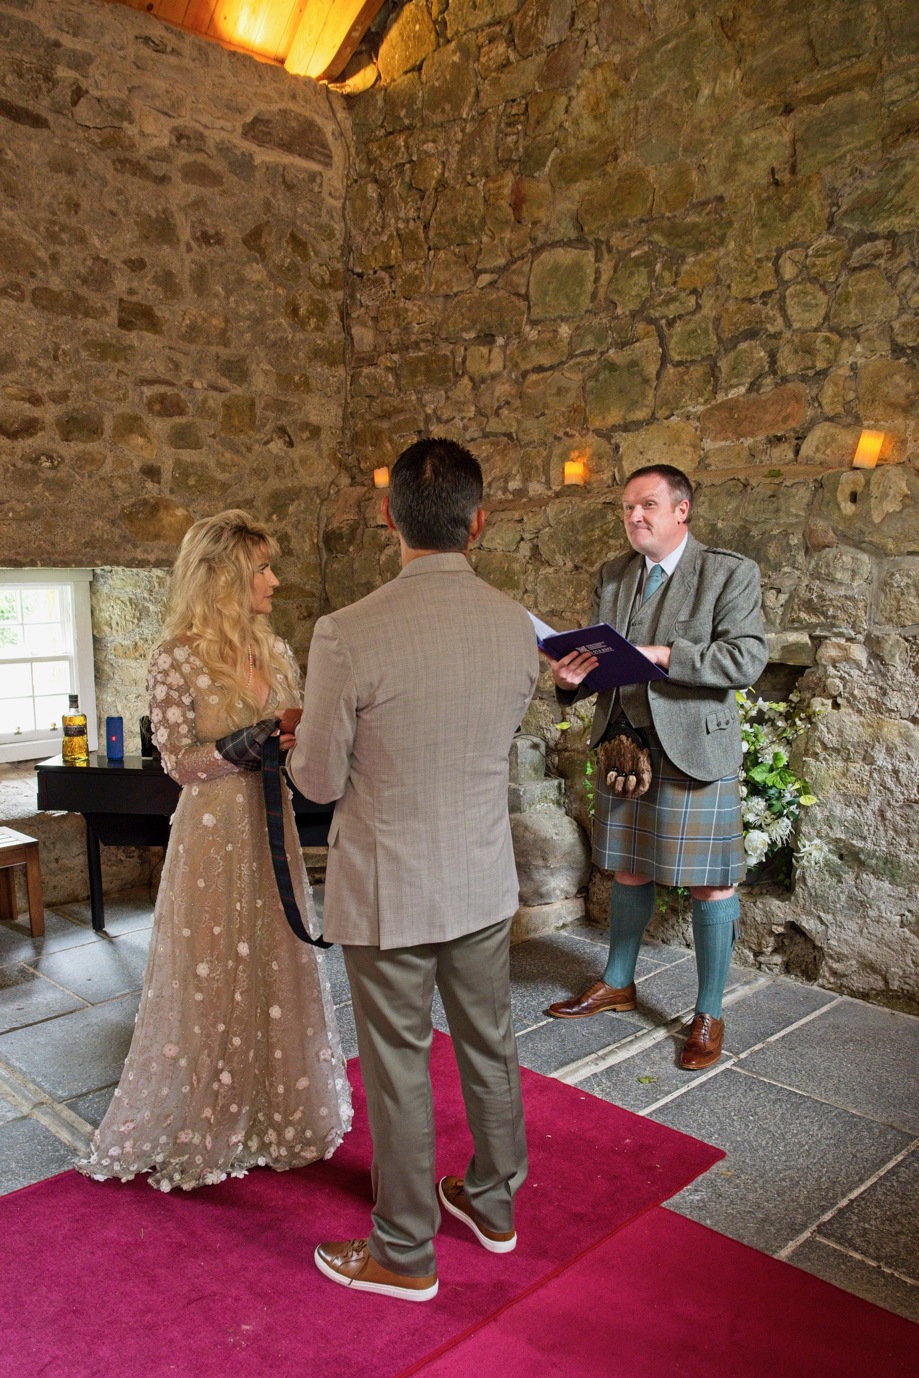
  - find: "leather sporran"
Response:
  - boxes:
[597,725,652,799]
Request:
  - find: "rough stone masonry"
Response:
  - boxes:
[1,0,917,1006]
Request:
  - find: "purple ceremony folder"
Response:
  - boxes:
[537,622,668,693]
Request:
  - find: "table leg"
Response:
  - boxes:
[85,821,105,931]
[0,868,16,922]
[25,845,45,939]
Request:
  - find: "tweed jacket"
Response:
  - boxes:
[287,553,539,949]
[562,532,767,782]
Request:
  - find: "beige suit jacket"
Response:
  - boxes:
[287,553,539,949]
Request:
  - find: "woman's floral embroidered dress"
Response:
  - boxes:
[77,638,351,1191]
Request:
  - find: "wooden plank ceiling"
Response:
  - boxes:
[103,0,386,80]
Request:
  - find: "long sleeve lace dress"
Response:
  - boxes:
[76,638,352,1191]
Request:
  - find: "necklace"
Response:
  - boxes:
[246,649,255,688]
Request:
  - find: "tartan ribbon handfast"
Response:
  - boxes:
[261,731,333,949]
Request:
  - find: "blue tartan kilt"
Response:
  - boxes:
[592,730,746,886]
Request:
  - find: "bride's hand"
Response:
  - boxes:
[278,707,302,735]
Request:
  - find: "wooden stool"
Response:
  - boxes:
[0,826,45,938]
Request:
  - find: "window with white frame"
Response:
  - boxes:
[0,570,97,763]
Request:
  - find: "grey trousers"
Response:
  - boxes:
[343,918,527,1276]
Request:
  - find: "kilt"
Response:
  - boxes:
[592,728,746,886]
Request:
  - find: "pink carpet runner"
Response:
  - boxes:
[412,1206,919,1378]
[5,1033,721,1378]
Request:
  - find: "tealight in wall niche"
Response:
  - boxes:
[562,455,587,486]
[373,466,390,489]
[851,429,886,469]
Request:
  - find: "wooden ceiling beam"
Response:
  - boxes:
[103,0,385,80]
[285,0,385,81]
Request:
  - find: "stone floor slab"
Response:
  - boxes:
[579,1030,720,1112]
[631,955,754,1027]
[0,994,140,1101]
[333,1000,359,1063]
[0,1116,75,1193]
[563,925,701,969]
[23,928,151,1005]
[789,1236,919,1325]
[0,963,88,1033]
[817,1148,919,1281]
[508,931,671,1030]
[516,1009,646,1075]
[55,888,157,936]
[65,1085,117,1129]
[656,1067,912,1255]
[0,910,98,964]
[321,944,352,1008]
[740,998,919,1132]
[0,1090,21,1126]
[720,980,839,1056]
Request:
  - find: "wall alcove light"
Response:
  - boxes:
[104,0,387,80]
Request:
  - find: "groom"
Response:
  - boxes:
[287,437,538,1302]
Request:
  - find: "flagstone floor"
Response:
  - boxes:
[1,889,917,1325]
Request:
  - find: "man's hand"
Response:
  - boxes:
[637,645,671,670]
[544,648,600,691]
[278,707,302,735]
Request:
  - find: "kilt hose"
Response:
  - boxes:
[592,727,746,887]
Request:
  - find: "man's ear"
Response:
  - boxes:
[468,507,486,544]
[381,495,397,532]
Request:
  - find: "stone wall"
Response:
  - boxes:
[91,566,169,753]
[332,0,919,1006]
[0,0,351,661]
[0,0,351,907]
[1,0,917,1001]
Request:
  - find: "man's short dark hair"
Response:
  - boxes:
[389,438,484,551]
[625,464,694,518]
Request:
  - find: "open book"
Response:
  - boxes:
[528,613,668,693]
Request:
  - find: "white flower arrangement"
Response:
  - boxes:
[737,688,824,875]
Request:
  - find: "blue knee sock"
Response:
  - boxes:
[692,895,740,1020]
[602,880,656,988]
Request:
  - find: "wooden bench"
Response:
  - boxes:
[0,826,45,937]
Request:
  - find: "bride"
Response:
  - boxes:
[78,510,351,1191]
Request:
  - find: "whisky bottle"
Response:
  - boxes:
[62,693,89,764]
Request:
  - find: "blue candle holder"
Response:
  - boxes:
[106,715,124,761]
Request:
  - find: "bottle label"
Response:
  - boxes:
[63,723,88,737]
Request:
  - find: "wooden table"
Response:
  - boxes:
[35,754,333,932]
[0,825,45,937]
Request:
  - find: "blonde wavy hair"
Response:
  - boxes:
[161,510,300,726]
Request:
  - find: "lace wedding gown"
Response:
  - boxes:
[77,638,352,1191]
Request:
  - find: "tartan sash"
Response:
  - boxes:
[261,732,332,949]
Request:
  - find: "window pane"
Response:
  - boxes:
[0,625,24,657]
[0,662,33,697]
[23,623,67,655]
[22,588,62,623]
[0,577,90,755]
[35,693,68,732]
[0,697,36,734]
[31,659,71,695]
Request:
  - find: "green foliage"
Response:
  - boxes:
[584,755,595,816]
[737,689,826,871]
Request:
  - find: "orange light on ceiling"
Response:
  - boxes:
[285,0,385,80]
[210,0,272,54]
[852,429,885,468]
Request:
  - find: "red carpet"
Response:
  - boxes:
[412,1206,919,1378]
[4,1034,721,1378]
